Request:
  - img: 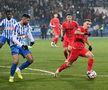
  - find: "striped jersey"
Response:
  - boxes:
[10,22,34,46]
[0,18,17,39]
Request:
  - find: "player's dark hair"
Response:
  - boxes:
[54,12,58,15]
[5,9,12,14]
[84,19,91,22]
[22,14,30,19]
[66,13,71,16]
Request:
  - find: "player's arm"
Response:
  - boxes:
[60,26,64,42]
[75,29,91,36]
[75,27,89,35]
[86,40,91,46]
[50,19,55,28]
[75,28,84,35]
[73,21,79,30]
[14,19,18,25]
[27,27,35,46]
[12,24,25,48]
[60,25,64,37]
[12,33,23,47]
[86,39,92,51]
[12,26,28,50]
[60,23,66,41]
[12,26,23,47]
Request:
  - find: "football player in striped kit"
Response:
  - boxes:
[9,14,35,82]
[0,10,17,48]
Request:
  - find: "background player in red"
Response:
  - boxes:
[55,19,95,77]
[61,14,78,59]
[50,13,61,47]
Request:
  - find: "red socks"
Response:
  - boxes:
[58,63,69,72]
[52,37,59,44]
[57,59,94,74]
[88,59,94,71]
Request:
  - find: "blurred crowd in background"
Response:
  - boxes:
[0,0,108,38]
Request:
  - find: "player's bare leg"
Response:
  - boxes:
[54,35,59,47]
[64,46,72,61]
[55,49,78,77]
[68,45,72,54]
[51,35,59,47]
[63,48,68,59]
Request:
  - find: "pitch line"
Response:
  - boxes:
[25,68,55,75]
[2,71,108,78]
[0,65,55,75]
[1,65,108,78]
[1,72,52,75]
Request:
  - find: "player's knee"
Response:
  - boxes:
[27,57,34,63]
[86,52,94,59]
[13,59,19,64]
[26,54,34,63]
[88,54,94,59]
[68,46,72,51]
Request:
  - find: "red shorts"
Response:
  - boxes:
[67,48,89,63]
[53,29,60,36]
[63,37,74,48]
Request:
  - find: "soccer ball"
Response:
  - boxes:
[87,70,97,79]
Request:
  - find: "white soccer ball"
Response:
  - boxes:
[87,71,97,79]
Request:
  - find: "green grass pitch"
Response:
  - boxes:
[0,37,108,90]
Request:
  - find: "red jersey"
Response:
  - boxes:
[73,26,88,49]
[62,20,78,39]
[50,17,60,29]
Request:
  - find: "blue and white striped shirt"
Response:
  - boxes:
[10,22,34,46]
[0,18,17,39]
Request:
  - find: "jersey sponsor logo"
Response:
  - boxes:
[4,27,15,30]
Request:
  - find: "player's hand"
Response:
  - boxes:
[22,45,28,50]
[88,46,92,51]
[30,42,35,46]
[61,36,64,42]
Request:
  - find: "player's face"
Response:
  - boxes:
[54,14,58,18]
[83,21,92,29]
[66,15,72,22]
[22,18,30,25]
[6,12,12,20]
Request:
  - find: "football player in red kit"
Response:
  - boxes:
[55,19,94,77]
[50,13,61,47]
[61,14,78,59]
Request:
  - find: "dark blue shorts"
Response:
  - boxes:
[0,36,10,45]
[10,45,31,58]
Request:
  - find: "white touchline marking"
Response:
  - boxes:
[0,66,10,68]
[0,65,55,75]
[1,72,52,75]
[1,65,108,78]
[26,68,55,75]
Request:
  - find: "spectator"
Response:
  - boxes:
[40,24,48,39]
